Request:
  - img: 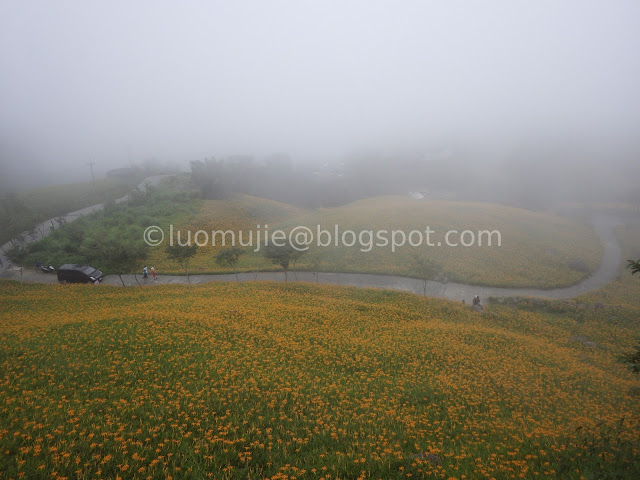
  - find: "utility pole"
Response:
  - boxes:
[87,162,96,186]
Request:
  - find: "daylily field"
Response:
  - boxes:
[1,280,638,479]
[148,194,602,289]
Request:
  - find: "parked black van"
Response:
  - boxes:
[57,264,104,283]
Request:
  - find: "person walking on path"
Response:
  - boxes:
[142,265,148,280]
[151,266,156,280]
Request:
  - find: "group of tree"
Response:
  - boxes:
[85,226,148,286]
[188,153,444,209]
[187,148,640,212]
[214,247,244,281]
[211,242,307,282]
[161,240,310,283]
[262,242,307,281]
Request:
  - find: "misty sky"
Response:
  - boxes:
[1,0,639,186]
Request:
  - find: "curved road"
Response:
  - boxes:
[1,179,638,300]
[101,212,631,301]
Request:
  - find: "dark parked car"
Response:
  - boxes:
[57,264,104,284]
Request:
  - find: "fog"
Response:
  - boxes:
[1,0,639,201]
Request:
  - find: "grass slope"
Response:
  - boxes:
[153,195,602,288]
[288,196,602,288]
[0,176,144,246]
[0,280,637,479]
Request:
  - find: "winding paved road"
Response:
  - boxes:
[1,178,638,300]
[98,213,631,300]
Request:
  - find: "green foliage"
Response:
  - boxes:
[626,258,640,275]
[622,257,640,374]
[165,243,199,282]
[262,241,307,280]
[411,254,442,297]
[215,247,245,279]
[8,186,199,273]
[84,226,149,285]
[621,346,640,374]
[6,242,29,265]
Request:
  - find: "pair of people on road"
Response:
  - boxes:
[142,266,157,280]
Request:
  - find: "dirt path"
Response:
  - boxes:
[1,178,638,299]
